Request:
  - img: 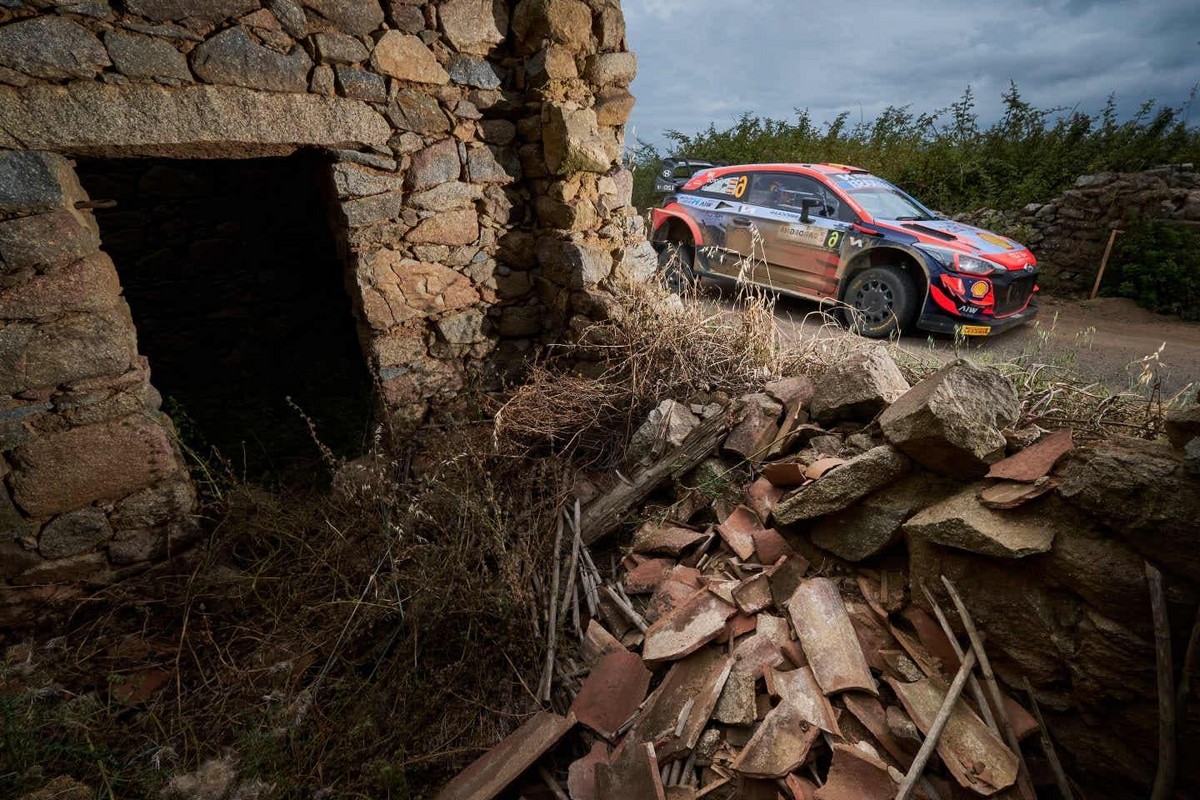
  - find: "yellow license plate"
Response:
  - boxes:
[959,325,991,337]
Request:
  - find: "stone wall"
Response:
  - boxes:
[0,0,655,627]
[1020,164,1200,291]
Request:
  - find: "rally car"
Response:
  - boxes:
[650,161,1039,338]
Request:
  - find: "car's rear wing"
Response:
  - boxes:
[653,158,725,193]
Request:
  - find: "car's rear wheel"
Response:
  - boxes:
[657,241,696,293]
[843,266,918,339]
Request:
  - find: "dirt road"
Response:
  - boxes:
[710,286,1200,395]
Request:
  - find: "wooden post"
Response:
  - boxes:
[1089,228,1123,300]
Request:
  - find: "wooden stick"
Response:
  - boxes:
[895,646,979,800]
[539,515,565,702]
[1089,227,1123,300]
[1022,676,1074,800]
[1146,562,1176,800]
[559,504,583,621]
[941,576,1036,800]
[920,581,999,733]
[604,584,648,632]
[1176,602,1200,714]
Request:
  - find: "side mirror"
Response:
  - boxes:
[801,198,821,223]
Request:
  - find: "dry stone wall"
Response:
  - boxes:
[0,0,654,627]
[1020,164,1200,291]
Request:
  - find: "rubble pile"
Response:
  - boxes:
[434,349,1200,800]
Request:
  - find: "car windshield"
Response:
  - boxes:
[846,188,936,221]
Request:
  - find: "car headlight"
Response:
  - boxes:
[954,254,997,276]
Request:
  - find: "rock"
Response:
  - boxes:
[467,144,518,184]
[38,507,113,559]
[103,30,193,85]
[1186,437,1200,477]
[1165,403,1200,449]
[773,446,910,524]
[107,527,170,565]
[125,0,257,22]
[333,66,386,102]
[594,87,635,126]
[0,308,139,395]
[628,400,700,464]
[406,208,479,246]
[386,88,450,134]
[512,0,593,51]
[190,27,312,94]
[809,474,945,561]
[309,64,335,94]
[537,238,612,289]
[612,240,657,283]
[330,162,403,198]
[723,393,782,462]
[0,151,84,215]
[357,251,479,330]
[0,17,110,81]
[903,485,1057,558]
[809,347,910,425]
[370,31,449,84]
[311,31,369,64]
[409,181,482,211]
[440,0,508,54]
[407,138,461,191]
[527,45,578,83]
[338,191,403,227]
[0,209,99,271]
[584,52,637,86]
[0,253,121,320]
[9,416,182,518]
[267,0,307,37]
[543,105,611,175]
[0,83,392,155]
[448,54,502,88]
[880,360,1019,476]
[110,480,194,529]
[300,0,385,35]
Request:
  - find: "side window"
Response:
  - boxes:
[698,173,749,199]
[747,173,833,215]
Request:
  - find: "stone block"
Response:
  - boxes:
[584,52,636,86]
[596,3,625,50]
[543,105,611,175]
[0,253,121,320]
[103,30,193,85]
[388,2,425,32]
[440,0,508,54]
[126,0,258,22]
[612,240,657,283]
[9,416,183,517]
[301,0,385,35]
[311,31,369,64]
[110,480,195,530]
[537,237,613,289]
[407,138,461,191]
[879,360,1019,476]
[448,54,502,89]
[480,119,517,146]
[809,346,909,425]
[0,307,139,395]
[330,163,403,199]
[527,45,578,83]
[773,445,911,524]
[370,31,448,84]
[408,181,482,211]
[406,208,479,246]
[0,17,110,81]
[595,87,635,127]
[357,250,480,330]
[337,190,403,227]
[512,0,593,51]
[333,65,386,102]
[268,0,308,37]
[190,27,312,94]
[38,507,113,559]
[378,354,464,406]
[386,88,450,134]
[435,308,486,345]
[903,485,1057,558]
[497,304,545,336]
[467,144,519,184]
[0,151,87,216]
[0,209,100,271]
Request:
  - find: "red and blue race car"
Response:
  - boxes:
[650,161,1039,338]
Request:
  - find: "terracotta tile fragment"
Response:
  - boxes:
[646,578,702,623]
[733,572,774,614]
[979,477,1058,509]
[842,691,916,768]
[813,743,897,800]
[624,557,675,595]
[986,429,1073,482]
[643,589,737,664]
[730,701,820,778]
[581,619,626,667]
[571,650,652,739]
[744,476,784,519]
[627,647,732,760]
[432,711,576,800]
[765,665,840,735]
[786,578,877,696]
[785,773,819,800]
[567,741,610,800]
[901,607,961,674]
[804,457,846,480]
[596,741,667,800]
[715,505,762,560]
[762,461,808,487]
[751,527,793,564]
[633,523,709,556]
[767,557,809,609]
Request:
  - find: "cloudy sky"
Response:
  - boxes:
[624,0,1200,151]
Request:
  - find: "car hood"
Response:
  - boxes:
[880,217,1036,271]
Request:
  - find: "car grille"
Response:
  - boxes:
[995,275,1035,316]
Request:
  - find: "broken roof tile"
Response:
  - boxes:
[712,667,757,726]
[842,691,916,768]
[813,743,897,800]
[432,711,576,800]
[986,429,1074,482]
[729,701,820,778]
[571,650,651,740]
[646,578,703,624]
[787,578,877,696]
[751,527,793,565]
[979,477,1058,510]
[744,477,784,520]
[732,572,774,615]
[581,619,627,667]
[567,741,610,800]
[624,558,676,595]
[633,523,709,556]
[715,505,762,560]
[762,461,809,488]
[596,741,667,800]
[642,589,737,664]
[765,665,840,736]
[628,647,733,760]
[804,457,846,481]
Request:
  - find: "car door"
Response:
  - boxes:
[739,172,851,300]
[672,171,756,278]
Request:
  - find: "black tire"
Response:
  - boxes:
[842,265,918,339]
[657,241,696,293]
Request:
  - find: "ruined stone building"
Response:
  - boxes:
[0,0,655,623]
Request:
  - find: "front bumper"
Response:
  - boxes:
[916,297,1039,337]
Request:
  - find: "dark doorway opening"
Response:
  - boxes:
[75,154,373,485]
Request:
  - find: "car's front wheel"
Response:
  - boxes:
[843,266,918,339]
[657,241,696,293]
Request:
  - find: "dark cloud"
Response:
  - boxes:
[625,0,1200,150]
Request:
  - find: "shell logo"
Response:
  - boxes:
[970,281,990,299]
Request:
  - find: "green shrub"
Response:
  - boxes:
[1105,219,1200,320]
[631,83,1200,215]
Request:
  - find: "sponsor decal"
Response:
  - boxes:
[958,324,991,337]
[848,236,866,248]
[734,175,748,198]
[778,223,843,250]
[958,306,981,315]
[701,175,746,197]
[679,196,722,210]
[977,231,1015,250]
[970,280,990,299]
[832,174,892,190]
